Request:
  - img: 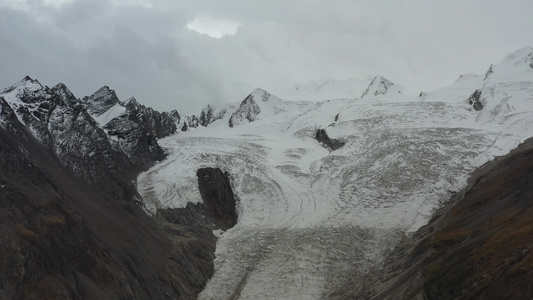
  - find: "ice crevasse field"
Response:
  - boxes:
[137,47,533,299]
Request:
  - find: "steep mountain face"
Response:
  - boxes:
[122,97,177,139]
[102,96,178,167]
[197,168,238,230]
[0,77,133,198]
[229,92,261,127]
[138,47,533,299]
[361,75,402,98]
[82,85,121,116]
[353,137,533,300]
[0,118,217,299]
[0,77,223,299]
[228,88,278,127]
[199,104,227,127]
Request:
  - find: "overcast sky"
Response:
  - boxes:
[1,0,532,115]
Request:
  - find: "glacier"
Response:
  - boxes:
[137,47,533,299]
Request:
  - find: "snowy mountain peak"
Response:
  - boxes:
[229,92,261,127]
[1,75,44,98]
[83,86,121,116]
[123,97,140,109]
[251,88,273,102]
[51,83,78,107]
[361,75,402,98]
[500,46,533,66]
[482,46,533,85]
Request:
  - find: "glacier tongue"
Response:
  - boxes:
[138,54,533,298]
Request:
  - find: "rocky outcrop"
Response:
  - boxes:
[199,105,215,127]
[104,107,165,167]
[197,168,238,231]
[468,89,484,111]
[0,77,133,198]
[316,128,345,150]
[123,97,177,138]
[361,76,402,98]
[169,109,181,124]
[185,115,199,129]
[82,86,121,116]
[229,94,261,128]
[483,64,494,81]
[351,137,533,300]
[199,105,226,127]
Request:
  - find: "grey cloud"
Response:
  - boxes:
[1,0,533,115]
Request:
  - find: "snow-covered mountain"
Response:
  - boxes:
[360,75,403,98]
[137,47,533,298]
[283,77,368,101]
[0,77,177,187]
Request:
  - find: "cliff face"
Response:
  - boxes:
[197,168,238,231]
[352,137,533,300]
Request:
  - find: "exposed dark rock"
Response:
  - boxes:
[185,115,199,129]
[361,76,400,98]
[51,83,79,108]
[197,168,238,231]
[82,86,121,116]
[169,109,181,124]
[122,97,177,139]
[468,89,483,111]
[199,105,226,127]
[315,128,345,150]
[335,113,340,122]
[104,108,166,167]
[483,64,494,81]
[199,105,215,127]
[352,137,533,300]
[1,77,134,199]
[229,95,261,128]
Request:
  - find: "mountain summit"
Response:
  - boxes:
[360,75,402,98]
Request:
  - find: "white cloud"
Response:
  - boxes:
[186,15,241,39]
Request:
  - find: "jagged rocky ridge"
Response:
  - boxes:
[0,77,241,299]
[0,76,178,179]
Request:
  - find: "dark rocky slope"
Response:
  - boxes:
[315,128,345,150]
[346,137,533,299]
[0,78,239,299]
[0,98,219,300]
